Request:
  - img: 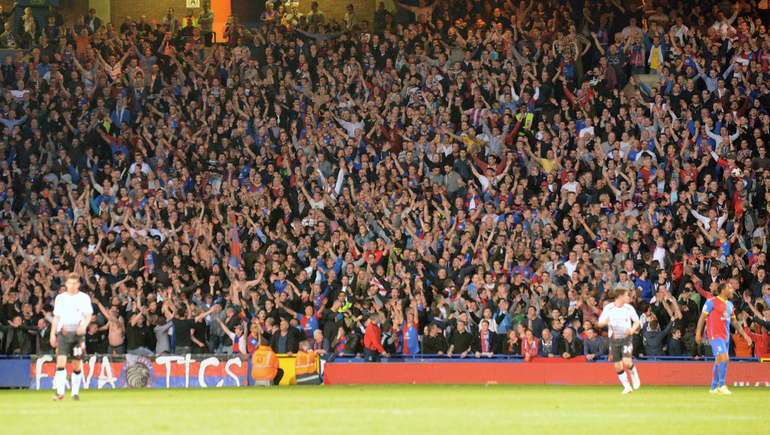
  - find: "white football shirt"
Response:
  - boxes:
[53,291,94,334]
[598,303,639,339]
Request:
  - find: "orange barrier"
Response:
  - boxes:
[273,354,321,385]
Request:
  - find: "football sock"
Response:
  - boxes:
[71,370,82,396]
[718,362,728,388]
[617,370,631,389]
[628,364,638,378]
[55,368,66,396]
[711,364,719,390]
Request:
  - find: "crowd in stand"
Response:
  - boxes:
[0,0,770,362]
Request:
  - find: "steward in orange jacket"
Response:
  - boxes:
[251,344,283,384]
[295,340,322,385]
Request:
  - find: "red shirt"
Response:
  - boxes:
[746,326,770,359]
[521,337,539,357]
[679,168,699,183]
[364,322,385,353]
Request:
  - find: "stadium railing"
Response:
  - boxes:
[327,354,763,363]
[2,354,762,362]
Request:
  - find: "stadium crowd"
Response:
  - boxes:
[0,0,770,363]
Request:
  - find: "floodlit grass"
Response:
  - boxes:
[1,385,768,435]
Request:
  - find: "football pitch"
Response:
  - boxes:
[2,385,768,435]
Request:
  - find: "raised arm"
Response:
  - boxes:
[194,306,216,322]
[695,310,709,344]
[214,316,233,336]
[730,316,752,347]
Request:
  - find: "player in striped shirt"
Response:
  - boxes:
[696,282,753,394]
[597,287,641,394]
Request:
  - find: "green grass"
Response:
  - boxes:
[2,385,768,435]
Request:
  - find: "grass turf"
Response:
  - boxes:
[1,385,768,435]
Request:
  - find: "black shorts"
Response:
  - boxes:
[610,336,633,361]
[57,331,86,360]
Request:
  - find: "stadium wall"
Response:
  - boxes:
[0,0,89,33]
[30,354,249,389]
[12,356,770,389]
[0,356,31,388]
[106,0,376,29]
[0,0,377,49]
[25,353,309,389]
[3,0,379,30]
[322,361,770,387]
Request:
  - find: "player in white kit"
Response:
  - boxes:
[50,273,93,401]
[597,287,641,394]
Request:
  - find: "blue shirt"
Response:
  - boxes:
[635,277,654,302]
[273,280,288,294]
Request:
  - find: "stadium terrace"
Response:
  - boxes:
[0,0,769,399]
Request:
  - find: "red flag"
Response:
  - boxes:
[229,221,242,269]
